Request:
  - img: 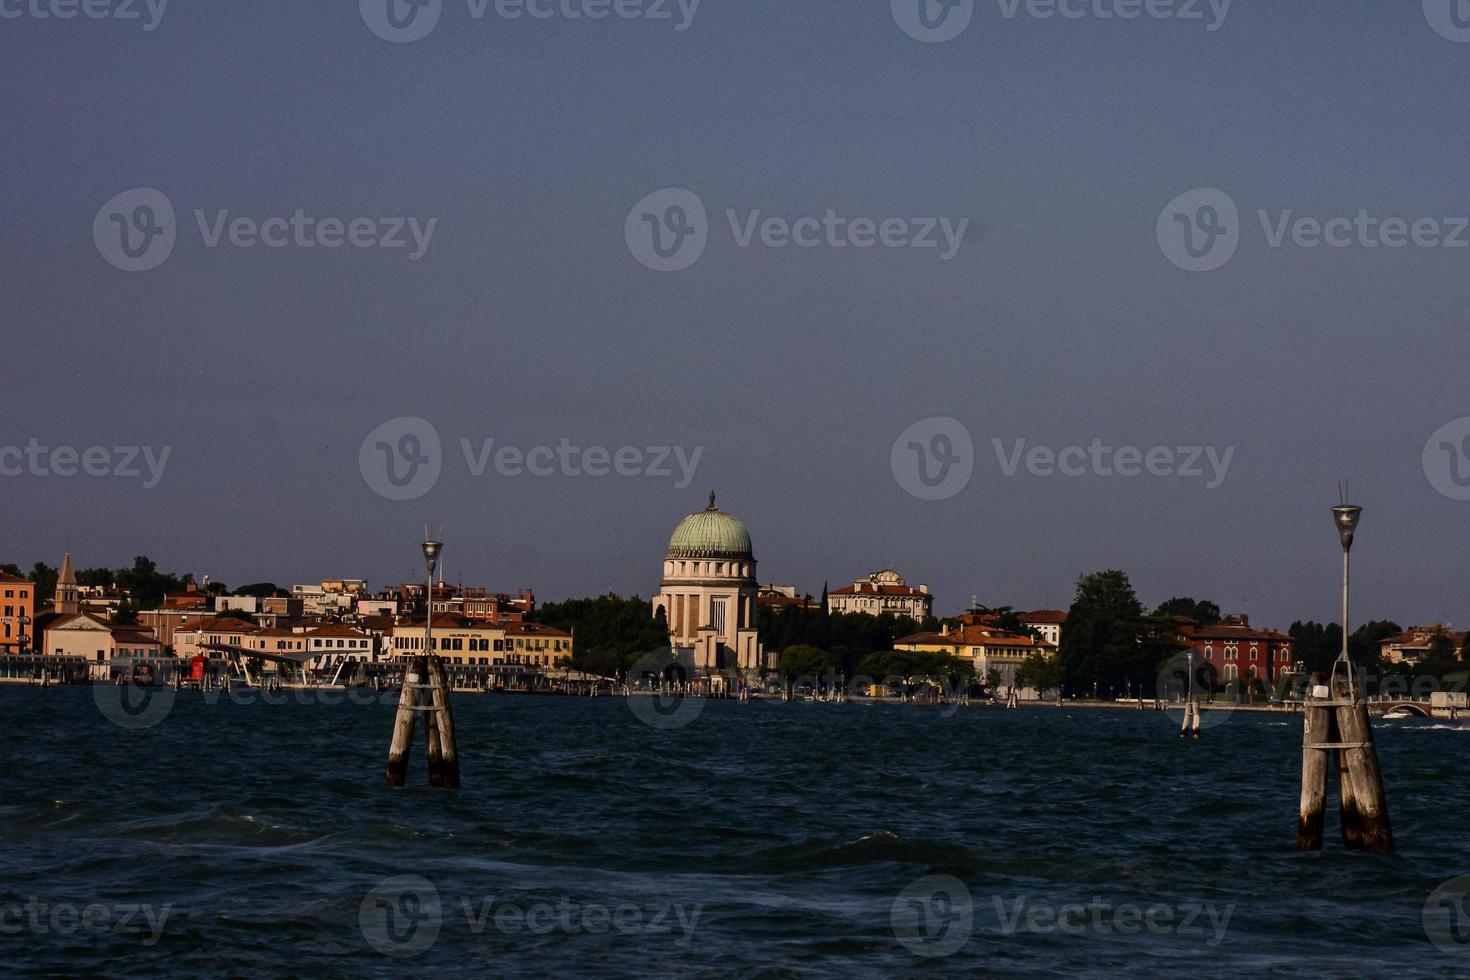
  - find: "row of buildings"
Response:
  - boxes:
[0,554,569,675]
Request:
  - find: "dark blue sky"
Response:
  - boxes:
[3,1,1468,630]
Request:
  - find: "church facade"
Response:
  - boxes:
[652,494,765,679]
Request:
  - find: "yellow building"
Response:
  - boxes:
[389,618,572,668]
[893,624,1056,693]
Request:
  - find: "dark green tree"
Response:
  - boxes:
[533,594,672,677]
[28,562,57,609]
[1152,596,1221,625]
[1057,570,1146,698]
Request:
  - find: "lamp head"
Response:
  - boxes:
[422,539,443,575]
[1332,505,1362,551]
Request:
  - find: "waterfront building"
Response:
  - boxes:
[0,571,35,653]
[1021,609,1068,647]
[1177,614,1295,691]
[301,624,378,670]
[827,570,933,620]
[1379,624,1467,665]
[387,618,569,667]
[43,612,161,664]
[651,493,765,679]
[893,624,1056,696]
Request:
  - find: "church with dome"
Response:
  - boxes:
[652,493,766,679]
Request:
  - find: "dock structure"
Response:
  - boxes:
[385,536,461,789]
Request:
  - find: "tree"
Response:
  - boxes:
[0,563,18,576]
[1016,651,1065,694]
[779,645,837,685]
[234,582,286,599]
[1420,627,1461,684]
[28,562,57,609]
[533,594,672,677]
[1057,570,1147,698]
[1153,597,1221,625]
[113,599,140,626]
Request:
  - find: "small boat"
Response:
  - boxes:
[1383,708,1415,719]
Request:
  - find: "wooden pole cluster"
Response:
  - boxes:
[1296,671,1392,851]
[1178,698,1201,739]
[385,655,460,788]
[1298,499,1392,852]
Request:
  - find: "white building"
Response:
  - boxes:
[651,493,766,680]
[826,570,932,621]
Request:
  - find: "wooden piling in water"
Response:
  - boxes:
[427,657,460,789]
[385,658,419,787]
[1296,701,1331,851]
[1333,685,1392,852]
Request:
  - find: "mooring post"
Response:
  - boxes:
[427,656,461,789]
[1297,688,1330,851]
[385,659,418,787]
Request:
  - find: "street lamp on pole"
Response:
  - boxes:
[1331,503,1362,702]
[422,538,442,660]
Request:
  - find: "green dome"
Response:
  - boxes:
[667,493,753,558]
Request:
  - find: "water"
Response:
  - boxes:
[2,688,1467,977]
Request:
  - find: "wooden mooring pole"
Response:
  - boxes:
[1297,501,1392,852]
[385,655,461,789]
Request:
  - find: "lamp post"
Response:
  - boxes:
[1332,504,1362,702]
[422,538,442,660]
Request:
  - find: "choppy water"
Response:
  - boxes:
[3,688,1468,978]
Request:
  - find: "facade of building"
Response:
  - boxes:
[651,494,765,678]
[387,618,572,668]
[1379,625,1467,665]
[1,571,35,654]
[893,624,1057,695]
[827,570,933,620]
[43,613,162,664]
[302,624,378,670]
[1021,609,1068,647]
[1177,615,1295,691]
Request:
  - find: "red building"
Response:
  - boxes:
[1176,614,1295,693]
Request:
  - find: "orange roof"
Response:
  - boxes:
[504,622,571,638]
[1022,609,1068,624]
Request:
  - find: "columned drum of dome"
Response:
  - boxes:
[652,493,766,680]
